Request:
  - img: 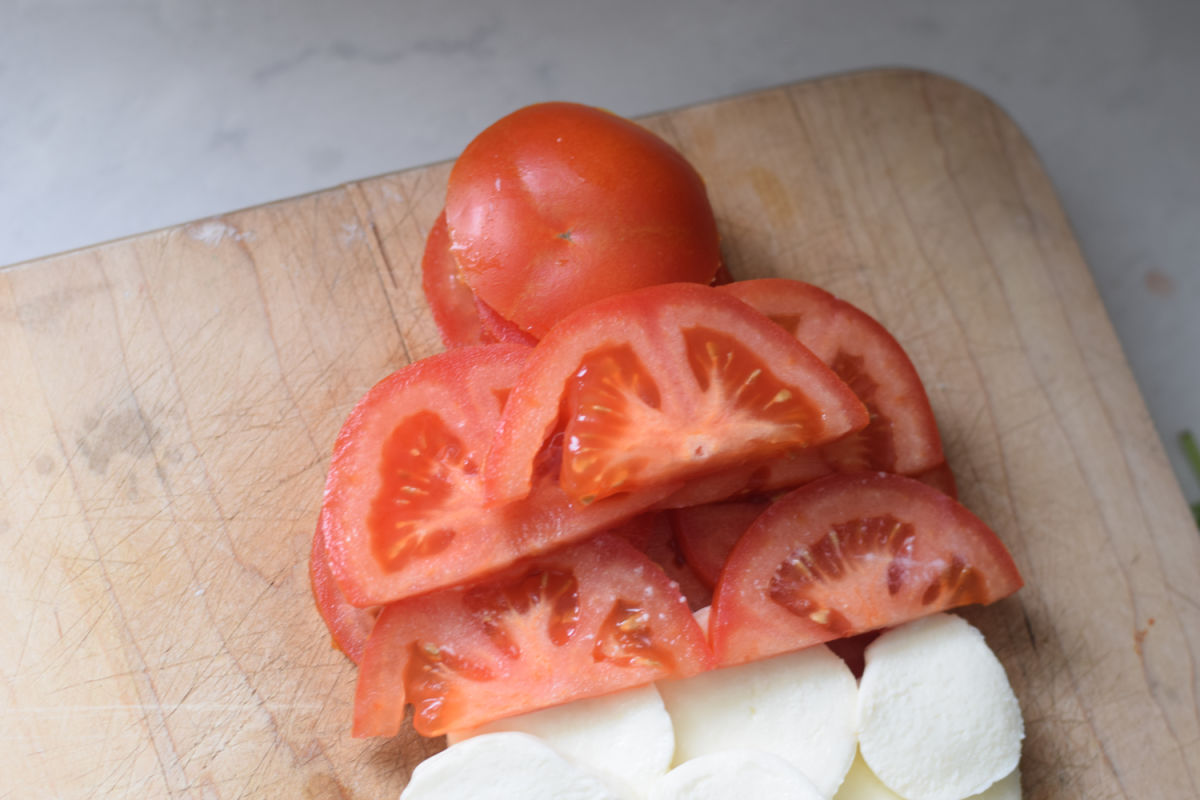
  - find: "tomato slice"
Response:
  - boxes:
[613,513,712,610]
[310,510,379,664]
[322,343,673,606]
[421,212,489,348]
[721,279,946,480]
[669,500,769,588]
[485,283,869,507]
[710,472,1022,666]
[353,534,713,737]
[445,102,721,338]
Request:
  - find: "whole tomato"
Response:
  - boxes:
[445,102,722,338]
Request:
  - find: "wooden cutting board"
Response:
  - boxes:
[2,68,1197,799]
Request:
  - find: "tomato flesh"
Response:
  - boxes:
[445,102,721,338]
[353,534,713,737]
[710,472,1022,666]
[486,283,869,506]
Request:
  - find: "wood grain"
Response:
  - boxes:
[2,69,1196,799]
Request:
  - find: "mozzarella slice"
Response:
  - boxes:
[446,684,674,798]
[857,613,1024,800]
[836,750,1022,800]
[656,644,858,796]
[649,749,824,800]
[399,732,622,800]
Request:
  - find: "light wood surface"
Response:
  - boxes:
[2,69,1197,799]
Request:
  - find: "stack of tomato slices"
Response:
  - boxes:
[310,102,1022,742]
[313,277,1023,740]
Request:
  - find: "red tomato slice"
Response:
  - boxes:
[721,279,946,480]
[322,344,673,606]
[310,510,379,664]
[669,500,769,588]
[445,102,722,338]
[612,513,712,610]
[485,283,870,507]
[353,534,714,737]
[710,472,1022,666]
[421,211,488,349]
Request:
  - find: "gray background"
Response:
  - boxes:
[3,0,1198,505]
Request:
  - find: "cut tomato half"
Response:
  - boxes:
[710,473,1022,666]
[669,500,769,589]
[310,510,378,664]
[485,283,869,507]
[421,211,488,349]
[445,102,721,338]
[322,344,673,606]
[353,534,714,737]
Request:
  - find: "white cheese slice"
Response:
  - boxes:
[446,684,674,798]
[399,732,622,800]
[656,644,858,796]
[857,613,1024,800]
[649,749,824,800]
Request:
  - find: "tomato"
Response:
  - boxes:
[322,343,673,606]
[475,294,539,347]
[911,461,959,499]
[720,279,946,481]
[445,102,722,338]
[310,510,378,664]
[353,534,714,737]
[669,500,769,588]
[421,211,488,348]
[484,283,869,507]
[710,473,1022,666]
[613,513,712,610]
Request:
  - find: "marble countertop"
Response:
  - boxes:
[3,0,1197,506]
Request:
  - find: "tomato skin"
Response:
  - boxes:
[445,102,722,338]
[322,343,672,607]
[710,472,1022,666]
[485,282,869,506]
[353,534,714,738]
[310,510,378,664]
[421,212,488,348]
